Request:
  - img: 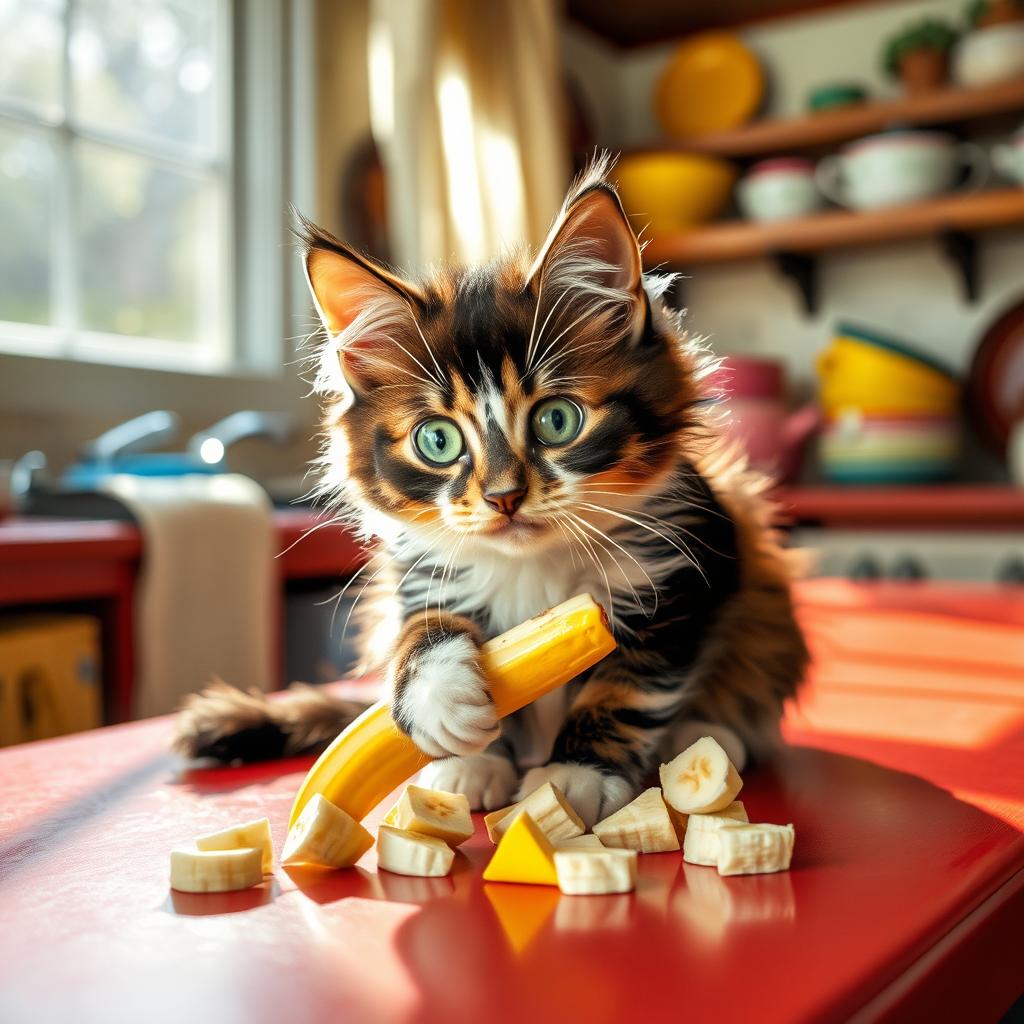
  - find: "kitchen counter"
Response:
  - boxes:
[0,581,1021,1024]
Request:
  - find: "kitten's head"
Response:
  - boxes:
[302,164,707,555]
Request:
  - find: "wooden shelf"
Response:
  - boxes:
[631,78,1024,159]
[643,188,1024,266]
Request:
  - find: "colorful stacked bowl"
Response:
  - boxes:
[816,323,961,483]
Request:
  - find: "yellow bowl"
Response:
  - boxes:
[615,153,737,234]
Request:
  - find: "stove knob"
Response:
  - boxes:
[996,557,1024,585]
[891,556,926,581]
[848,555,882,581]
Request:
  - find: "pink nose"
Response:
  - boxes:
[484,488,526,518]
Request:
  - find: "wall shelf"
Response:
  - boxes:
[628,78,1024,159]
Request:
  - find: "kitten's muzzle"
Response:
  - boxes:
[483,487,527,518]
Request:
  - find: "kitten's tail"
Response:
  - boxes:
[171,680,370,764]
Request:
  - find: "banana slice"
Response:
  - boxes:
[170,846,263,893]
[554,848,637,895]
[593,787,679,854]
[555,834,605,850]
[195,817,274,874]
[384,785,473,847]
[716,823,795,876]
[377,825,454,877]
[486,782,585,844]
[660,736,743,815]
[282,793,374,868]
[683,807,752,866]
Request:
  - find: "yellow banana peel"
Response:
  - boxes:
[289,593,615,827]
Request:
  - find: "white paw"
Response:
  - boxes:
[665,720,748,772]
[420,753,518,811]
[517,763,634,829]
[393,634,500,758]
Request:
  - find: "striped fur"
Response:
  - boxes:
[172,162,808,824]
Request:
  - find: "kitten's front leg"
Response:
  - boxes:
[389,611,500,758]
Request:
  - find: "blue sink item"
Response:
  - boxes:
[63,453,221,488]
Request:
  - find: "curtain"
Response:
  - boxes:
[368,0,570,272]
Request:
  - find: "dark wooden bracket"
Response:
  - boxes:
[774,251,818,316]
[939,229,979,303]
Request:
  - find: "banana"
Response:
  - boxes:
[485,782,586,845]
[290,594,615,828]
[555,834,605,850]
[384,785,473,847]
[282,793,374,868]
[716,823,795,876]
[683,806,752,866]
[593,787,679,854]
[554,848,638,895]
[660,736,743,815]
[195,817,274,874]
[377,825,455,877]
[170,846,263,893]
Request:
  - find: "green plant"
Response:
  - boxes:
[965,0,1024,28]
[882,18,960,77]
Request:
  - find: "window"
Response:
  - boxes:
[0,0,234,372]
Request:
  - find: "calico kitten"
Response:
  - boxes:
[174,161,808,827]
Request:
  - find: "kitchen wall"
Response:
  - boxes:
[564,0,1024,391]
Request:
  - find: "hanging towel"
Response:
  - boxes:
[100,474,276,718]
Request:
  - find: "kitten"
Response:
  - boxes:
[173,161,808,827]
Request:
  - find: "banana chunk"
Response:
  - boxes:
[716,823,795,876]
[486,782,585,845]
[377,825,455,877]
[385,785,473,847]
[554,848,638,895]
[660,736,743,815]
[282,793,374,868]
[683,806,751,866]
[593,787,679,854]
[195,817,274,874]
[555,834,605,850]
[170,846,263,893]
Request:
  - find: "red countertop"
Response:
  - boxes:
[0,581,1021,1024]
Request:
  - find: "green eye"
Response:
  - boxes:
[531,398,584,446]
[414,418,464,466]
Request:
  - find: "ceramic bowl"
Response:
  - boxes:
[615,153,737,232]
[953,23,1024,87]
[993,129,1024,184]
[737,158,822,221]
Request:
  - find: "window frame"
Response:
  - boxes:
[0,0,296,379]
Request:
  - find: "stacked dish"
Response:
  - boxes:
[816,323,961,483]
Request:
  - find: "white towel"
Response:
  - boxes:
[100,473,275,718]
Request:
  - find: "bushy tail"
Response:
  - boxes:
[171,680,370,764]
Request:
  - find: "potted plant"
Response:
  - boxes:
[882,18,960,95]
[966,0,1024,29]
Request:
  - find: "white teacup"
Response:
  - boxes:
[737,158,822,221]
[816,131,987,210]
[993,133,1024,185]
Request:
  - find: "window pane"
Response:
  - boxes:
[71,0,220,152]
[0,0,65,116]
[0,125,54,326]
[75,142,226,345]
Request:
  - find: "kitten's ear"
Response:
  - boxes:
[299,217,424,392]
[527,182,645,341]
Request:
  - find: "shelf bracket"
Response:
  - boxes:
[939,230,979,303]
[774,251,818,315]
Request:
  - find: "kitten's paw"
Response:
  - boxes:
[664,719,747,772]
[517,763,634,829]
[391,633,500,758]
[420,752,518,811]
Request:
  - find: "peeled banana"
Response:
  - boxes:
[486,782,585,845]
[377,825,455,877]
[554,848,638,895]
[593,787,679,853]
[716,823,795,876]
[195,817,274,874]
[170,846,263,893]
[660,736,743,815]
[384,785,473,847]
[290,594,616,828]
[683,807,753,866]
[282,793,374,868]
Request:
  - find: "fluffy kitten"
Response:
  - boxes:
[174,162,808,826]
